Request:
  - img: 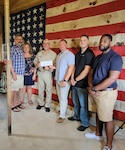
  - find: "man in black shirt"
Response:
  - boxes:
[68,35,95,131]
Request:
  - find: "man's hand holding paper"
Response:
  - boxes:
[40,60,52,67]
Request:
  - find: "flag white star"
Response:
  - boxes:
[22,33,25,37]
[27,11,31,16]
[33,8,37,14]
[22,26,25,31]
[13,23,15,26]
[27,25,31,30]
[33,46,36,51]
[39,6,44,12]
[33,32,37,36]
[22,19,25,24]
[27,17,31,23]
[38,38,43,43]
[12,16,15,20]
[13,28,16,32]
[33,16,37,21]
[27,32,31,37]
[17,14,20,19]
[17,27,20,32]
[27,39,30,43]
[17,20,20,25]
[33,23,37,29]
[33,38,37,44]
[39,14,44,20]
[39,22,43,28]
[39,31,43,36]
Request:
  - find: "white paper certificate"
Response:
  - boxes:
[40,60,53,67]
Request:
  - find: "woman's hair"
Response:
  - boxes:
[23,42,33,54]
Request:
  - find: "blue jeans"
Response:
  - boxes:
[72,86,89,127]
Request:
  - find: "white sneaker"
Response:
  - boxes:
[103,146,114,150]
[85,132,103,140]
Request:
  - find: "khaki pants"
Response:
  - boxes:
[88,90,117,122]
[37,71,52,108]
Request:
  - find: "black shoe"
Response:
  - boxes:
[68,116,76,121]
[77,125,89,131]
[36,105,44,110]
[68,116,80,121]
[45,107,50,112]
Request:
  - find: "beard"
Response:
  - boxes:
[17,42,24,48]
[99,45,110,51]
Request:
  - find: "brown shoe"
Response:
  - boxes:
[56,117,65,123]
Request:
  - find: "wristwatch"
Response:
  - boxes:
[91,86,97,92]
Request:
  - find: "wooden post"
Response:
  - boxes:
[0,15,3,61]
[4,0,11,135]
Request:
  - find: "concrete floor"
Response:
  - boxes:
[0,93,125,150]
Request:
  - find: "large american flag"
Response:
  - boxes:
[44,0,125,122]
[10,3,46,55]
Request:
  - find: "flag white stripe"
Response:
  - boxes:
[117,79,125,92]
[114,100,125,113]
[48,34,125,48]
[47,0,114,17]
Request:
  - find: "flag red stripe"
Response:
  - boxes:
[46,0,125,24]
[117,91,125,102]
[118,69,125,79]
[32,88,38,95]
[46,22,125,40]
[47,0,77,9]
[113,110,125,121]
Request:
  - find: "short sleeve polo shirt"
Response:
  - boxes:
[55,50,75,81]
[92,49,123,88]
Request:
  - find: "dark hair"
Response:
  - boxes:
[15,34,23,38]
[60,39,67,44]
[81,34,89,39]
[101,34,112,41]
